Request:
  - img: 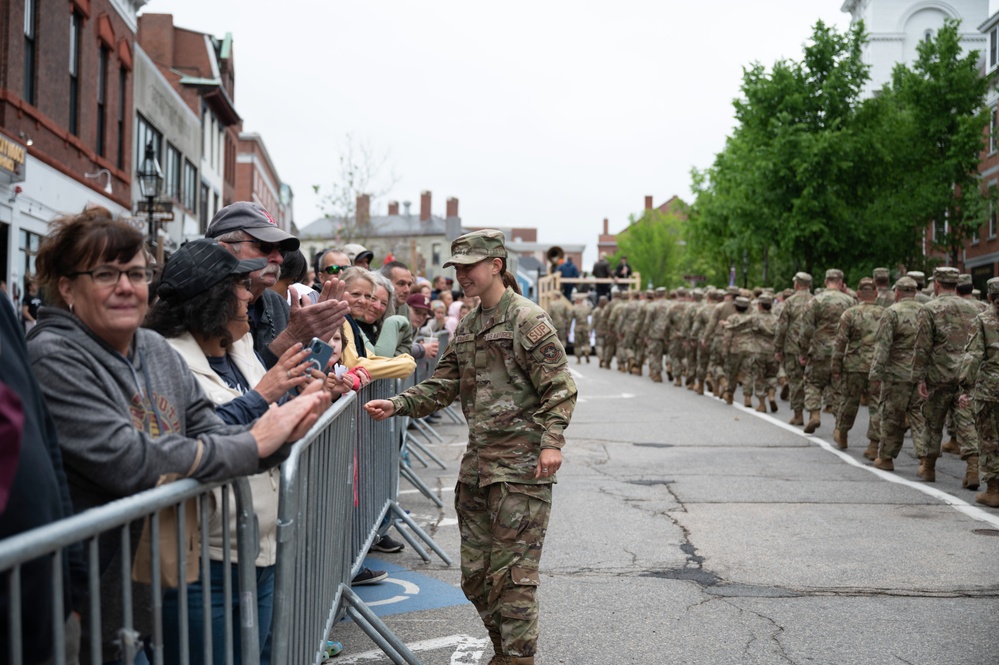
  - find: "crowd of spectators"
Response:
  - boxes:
[0,201,476,664]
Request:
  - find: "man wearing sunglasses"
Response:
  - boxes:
[207,202,350,369]
[317,248,353,283]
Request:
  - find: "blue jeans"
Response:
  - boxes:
[162,561,275,665]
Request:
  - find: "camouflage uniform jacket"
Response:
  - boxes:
[912,292,980,386]
[723,312,756,354]
[799,289,854,360]
[831,302,884,375]
[968,297,989,314]
[692,302,713,345]
[607,300,626,337]
[959,307,999,402]
[679,302,701,345]
[648,300,672,341]
[615,300,633,337]
[390,287,577,487]
[752,309,777,355]
[569,302,592,334]
[547,297,572,338]
[639,300,659,338]
[874,288,894,309]
[774,290,811,355]
[592,306,608,338]
[667,301,690,342]
[703,300,737,347]
[625,300,649,339]
[869,299,923,383]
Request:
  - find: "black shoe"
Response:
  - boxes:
[351,567,388,585]
[370,534,405,553]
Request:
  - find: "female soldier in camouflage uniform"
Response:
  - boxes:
[364,230,577,665]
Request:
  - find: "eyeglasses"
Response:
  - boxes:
[346,290,376,302]
[223,239,281,255]
[71,267,154,287]
[323,264,351,275]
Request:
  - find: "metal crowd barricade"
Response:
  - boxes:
[0,477,259,665]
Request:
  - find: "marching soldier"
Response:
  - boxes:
[666,288,691,385]
[798,269,854,434]
[958,277,999,507]
[873,267,894,308]
[959,274,988,314]
[645,288,671,383]
[831,278,884,457]
[912,267,980,485]
[775,273,812,425]
[546,291,572,349]
[722,296,756,407]
[752,293,780,412]
[869,276,925,472]
[694,290,722,394]
[569,291,593,364]
[704,286,741,397]
[907,270,932,304]
[591,295,609,366]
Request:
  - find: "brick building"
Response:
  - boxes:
[1,0,141,296]
[236,132,291,232]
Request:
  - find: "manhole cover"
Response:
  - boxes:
[972,529,999,537]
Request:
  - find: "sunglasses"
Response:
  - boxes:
[224,238,282,255]
[323,264,351,275]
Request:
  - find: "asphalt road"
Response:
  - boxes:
[330,361,999,665]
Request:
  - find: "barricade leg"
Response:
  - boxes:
[411,418,445,445]
[442,405,464,424]
[404,435,447,470]
[400,465,443,508]
[389,503,452,566]
[402,435,430,468]
[341,587,423,665]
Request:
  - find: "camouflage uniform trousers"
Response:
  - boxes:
[726,352,754,397]
[709,341,727,385]
[752,353,779,395]
[684,343,698,381]
[836,371,880,443]
[456,481,552,658]
[616,333,630,369]
[623,330,639,365]
[804,358,840,414]
[877,380,926,460]
[646,338,665,377]
[783,356,806,413]
[696,341,711,384]
[973,401,999,482]
[601,331,617,367]
[573,325,591,360]
[668,339,685,376]
[919,383,978,459]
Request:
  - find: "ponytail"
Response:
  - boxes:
[499,258,521,295]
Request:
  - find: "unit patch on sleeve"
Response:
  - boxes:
[539,341,561,362]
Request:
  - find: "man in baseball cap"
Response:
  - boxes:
[208,201,350,369]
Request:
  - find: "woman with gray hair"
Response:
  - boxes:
[363,272,413,357]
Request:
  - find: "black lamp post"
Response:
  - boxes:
[137,141,163,252]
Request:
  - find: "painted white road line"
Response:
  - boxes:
[727,398,999,529]
[577,392,635,403]
[365,577,421,607]
[335,634,488,664]
[398,486,456,496]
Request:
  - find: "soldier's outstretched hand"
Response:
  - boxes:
[364,399,396,421]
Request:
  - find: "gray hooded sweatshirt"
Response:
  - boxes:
[27,307,288,661]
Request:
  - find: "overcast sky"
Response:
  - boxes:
[140,1,961,267]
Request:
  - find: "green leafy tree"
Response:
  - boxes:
[611,208,686,288]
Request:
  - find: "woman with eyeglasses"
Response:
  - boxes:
[338,267,415,380]
[26,208,324,663]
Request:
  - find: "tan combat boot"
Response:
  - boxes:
[576,356,582,365]
[767,388,778,412]
[823,403,835,414]
[650,372,663,383]
[834,428,847,450]
[743,394,753,408]
[917,455,937,482]
[666,366,674,382]
[674,376,683,387]
[942,438,960,455]
[789,410,804,426]
[585,354,590,364]
[964,455,980,490]
[695,382,705,395]
[631,364,643,376]
[803,411,821,434]
[863,440,879,460]
[756,397,767,413]
[975,479,999,507]
[873,456,894,471]
[724,391,734,405]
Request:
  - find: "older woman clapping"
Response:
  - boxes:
[26,208,325,662]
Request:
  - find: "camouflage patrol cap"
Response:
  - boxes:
[573,291,587,300]
[794,272,813,285]
[933,267,959,285]
[734,296,751,308]
[782,288,794,298]
[756,293,774,305]
[974,288,983,297]
[894,276,918,292]
[676,287,688,296]
[691,288,704,300]
[825,269,844,281]
[443,229,507,268]
[988,277,999,296]
[598,295,609,302]
[873,267,890,280]
[959,274,973,287]
[655,286,667,293]
[906,270,926,286]
[726,286,741,296]
[857,277,876,292]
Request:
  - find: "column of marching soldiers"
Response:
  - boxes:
[546,268,999,509]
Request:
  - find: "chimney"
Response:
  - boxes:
[387,200,399,216]
[403,201,411,216]
[603,218,609,235]
[356,193,370,226]
[446,197,459,218]
[420,191,432,221]
[644,196,653,211]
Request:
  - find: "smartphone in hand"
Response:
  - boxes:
[305,337,334,375]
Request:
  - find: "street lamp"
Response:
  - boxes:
[137,141,163,252]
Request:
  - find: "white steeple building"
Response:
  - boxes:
[842,0,990,96]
